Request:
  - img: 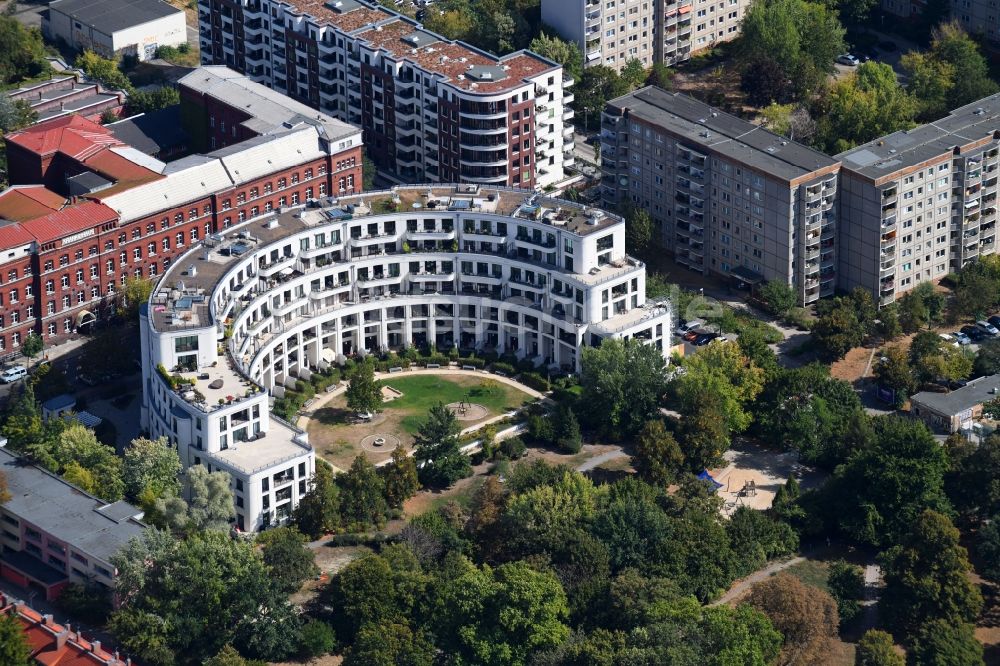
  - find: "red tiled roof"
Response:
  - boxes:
[6,115,122,160]
[0,186,67,222]
[23,201,118,244]
[0,593,126,665]
[0,222,38,248]
[81,150,163,194]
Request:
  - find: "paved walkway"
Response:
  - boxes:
[709,556,806,606]
[576,448,627,472]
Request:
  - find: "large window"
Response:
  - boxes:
[175,336,199,353]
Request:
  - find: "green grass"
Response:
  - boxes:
[424,476,486,514]
[784,559,831,593]
[382,375,532,434]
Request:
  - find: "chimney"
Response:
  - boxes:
[43,613,54,626]
[55,629,70,649]
[91,640,101,654]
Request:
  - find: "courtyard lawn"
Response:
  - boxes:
[384,374,529,434]
[306,373,533,470]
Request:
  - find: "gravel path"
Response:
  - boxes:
[709,555,806,606]
[576,448,628,472]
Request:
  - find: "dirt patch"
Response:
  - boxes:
[830,345,876,383]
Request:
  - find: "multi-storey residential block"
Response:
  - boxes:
[0,447,146,601]
[542,0,749,71]
[601,87,840,305]
[197,0,572,189]
[140,184,670,528]
[838,95,1000,305]
[0,67,362,357]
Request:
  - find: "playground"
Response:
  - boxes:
[711,441,826,516]
[304,372,535,470]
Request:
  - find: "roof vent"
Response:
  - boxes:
[697,118,706,124]
[710,111,718,117]
[976,107,985,115]
[700,130,711,138]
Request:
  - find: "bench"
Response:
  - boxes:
[389,366,404,373]
[426,363,440,369]
[462,365,477,371]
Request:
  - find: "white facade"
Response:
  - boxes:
[140,185,670,531]
[45,0,186,62]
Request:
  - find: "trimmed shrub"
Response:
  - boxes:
[498,436,527,460]
[519,372,550,393]
[491,362,516,375]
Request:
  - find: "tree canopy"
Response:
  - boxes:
[580,338,668,439]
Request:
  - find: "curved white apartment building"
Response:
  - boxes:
[140,184,671,531]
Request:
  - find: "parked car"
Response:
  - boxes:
[837,54,860,66]
[953,331,972,345]
[676,319,704,336]
[0,366,27,383]
[693,332,718,346]
[961,325,985,342]
[988,315,1000,330]
[976,320,1000,336]
[939,333,960,348]
[682,330,701,342]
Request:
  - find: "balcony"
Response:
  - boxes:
[349,232,397,247]
[409,271,456,282]
[407,228,456,241]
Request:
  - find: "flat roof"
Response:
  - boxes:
[207,419,311,476]
[911,373,1000,415]
[839,93,1000,182]
[606,86,839,182]
[0,448,146,564]
[178,66,360,142]
[48,0,182,34]
[107,106,188,156]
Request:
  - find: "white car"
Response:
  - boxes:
[939,333,960,348]
[675,319,704,336]
[837,54,860,66]
[953,331,972,345]
[976,320,999,336]
[0,366,27,383]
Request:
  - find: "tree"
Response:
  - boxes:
[185,464,236,531]
[673,341,764,434]
[812,300,864,361]
[632,419,683,487]
[20,331,42,366]
[901,51,955,121]
[646,62,674,89]
[873,345,915,407]
[581,339,668,439]
[823,416,949,547]
[622,204,655,257]
[118,276,154,322]
[880,510,982,638]
[909,619,984,666]
[855,630,903,666]
[619,58,647,90]
[298,620,337,661]
[293,462,339,538]
[575,66,632,130]
[746,573,839,666]
[258,526,318,594]
[974,339,1000,376]
[345,361,382,416]
[553,404,582,453]
[361,149,377,190]
[726,506,798,577]
[0,611,31,666]
[529,32,583,81]
[122,436,181,502]
[827,560,865,625]
[758,279,797,316]
[738,0,845,103]
[381,445,419,508]
[0,96,35,135]
[977,516,1000,582]
[0,15,49,86]
[52,422,124,502]
[931,22,998,110]
[204,645,266,666]
[413,403,471,488]
[815,62,917,153]
[125,87,180,116]
[433,559,571,666]
[675,390,730,470]
[338,455,388,530]
[75,51,134,94]
[343,622,435,666]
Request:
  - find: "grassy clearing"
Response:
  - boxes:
[783,558,831,593]
[383,375,530,434]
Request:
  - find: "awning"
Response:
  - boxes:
[730,265,765,284]
[75,310,96,326]
[321,348,336,363]
[697,469,724,489]
[679,5,693,13]
[280,267,295,276]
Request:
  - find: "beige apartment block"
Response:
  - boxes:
[838,95,1000,306]
[601,87,840,306]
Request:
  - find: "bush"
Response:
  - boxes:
[299,620,337,659]
[519,372,550,393]
[784,307,814,330]
[56,582,111,624]
[516,357,537,373]
[492,362,516,375]
[462,356,486,369]
[527,414,554,444]
[498,436,527,460]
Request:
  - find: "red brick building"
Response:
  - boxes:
[0,67,362,355]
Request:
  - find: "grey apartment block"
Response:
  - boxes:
[838,95,1000,306]
[600,87,840,305]
[541,0,748,72]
